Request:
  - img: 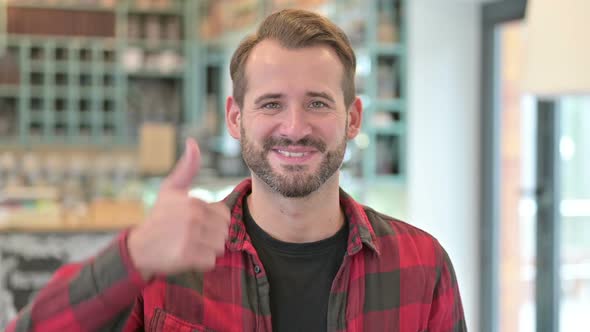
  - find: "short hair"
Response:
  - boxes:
[229,8,357,108]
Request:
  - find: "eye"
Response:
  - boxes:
[262,102,281,110]
[309,100,328,109]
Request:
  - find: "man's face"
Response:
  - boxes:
[229,39,360,198]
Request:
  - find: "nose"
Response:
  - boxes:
[277,106,312,142]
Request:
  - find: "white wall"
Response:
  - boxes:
[407,1,481,331]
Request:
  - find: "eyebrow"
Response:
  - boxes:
[306,91,336,104]
[253,93,283,105]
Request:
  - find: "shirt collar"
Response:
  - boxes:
[222,178,381,256]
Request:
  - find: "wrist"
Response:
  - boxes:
[127,228,154,281]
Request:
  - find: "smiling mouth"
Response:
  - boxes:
[276,150,309,158]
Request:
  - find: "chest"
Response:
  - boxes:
[139,254,434,332]
[257,244,346,332]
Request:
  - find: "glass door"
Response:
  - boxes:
[559,97,590,332]
[487,8,590,332]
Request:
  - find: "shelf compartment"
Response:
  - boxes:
[376,55,402,99]
[0,97,19,137]
[371,111,404,131]
[374,133,402,176]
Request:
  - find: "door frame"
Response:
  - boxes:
[480,1,528,332]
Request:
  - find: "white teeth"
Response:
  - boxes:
[277,150,306,158]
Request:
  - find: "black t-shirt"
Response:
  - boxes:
[243,199,349,332]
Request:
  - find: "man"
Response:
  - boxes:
[7,9,466,332]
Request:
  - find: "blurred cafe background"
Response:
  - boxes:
[0,1,589,331]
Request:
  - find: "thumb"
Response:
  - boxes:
[163,138,201,191]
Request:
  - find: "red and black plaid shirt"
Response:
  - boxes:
[6,179,466,332]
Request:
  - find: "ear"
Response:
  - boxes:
[346,97,363,139]
[225,96,241,139]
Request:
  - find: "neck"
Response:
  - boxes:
[247,172,344,243]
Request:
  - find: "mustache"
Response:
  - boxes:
[262,136,327,153]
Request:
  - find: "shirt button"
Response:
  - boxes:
[254,265,261,274]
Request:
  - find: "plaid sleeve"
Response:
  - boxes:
[5,230,148,332]
[427,243,468,332]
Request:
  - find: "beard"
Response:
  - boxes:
[240,124,347,198]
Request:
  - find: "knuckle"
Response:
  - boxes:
[207,254,217,267]
[215,241,226,254]
[178,238,192,258]
[191,204,206,222]
[198,253,216,271]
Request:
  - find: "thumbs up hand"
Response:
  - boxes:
[128,138,231,280]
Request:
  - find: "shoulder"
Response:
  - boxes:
[362,206,447,267]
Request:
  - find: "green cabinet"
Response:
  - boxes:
[0,0,203,147]
[330,0,407,184]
